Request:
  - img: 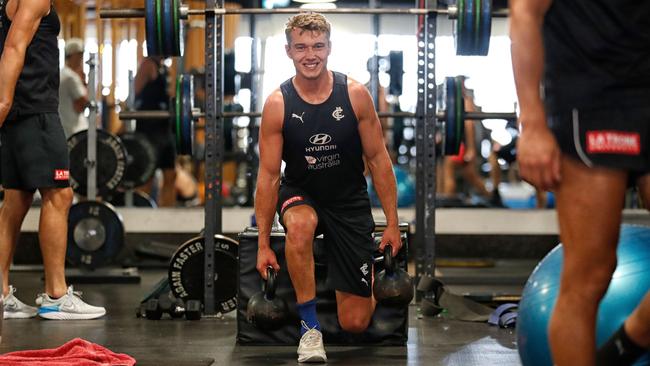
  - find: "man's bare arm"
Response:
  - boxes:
[0,0,50,125]
[510,0,560,190]
[254,90,285,249]
[510,0,553,128]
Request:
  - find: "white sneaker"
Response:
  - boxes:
[297,321,327,363]
[38,286,106,320]
[3,286,37,319]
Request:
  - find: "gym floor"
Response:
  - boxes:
[0,269,521,366]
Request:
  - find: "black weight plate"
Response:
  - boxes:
[444,76,459,155]
[145,0,158,56]
[118,132,157,189]
[172,0,181,56]
[67,130,127,197]
[162,0,174,56]
[107,190,157,208]
[478,0,492,56]
[67,201,124,269]
[168,235,238,314]
[174,76,182,151]
[181,74,194,155]
[455,76,466,151]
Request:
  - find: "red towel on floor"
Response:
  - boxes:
[0,338,136,366]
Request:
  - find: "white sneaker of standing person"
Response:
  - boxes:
[3,286,37,319]
[38,286,106,320]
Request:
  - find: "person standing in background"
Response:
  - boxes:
[58,37,88,138]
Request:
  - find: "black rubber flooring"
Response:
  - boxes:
[0,269,521,366]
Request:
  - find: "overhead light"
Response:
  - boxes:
[300,3,337,9]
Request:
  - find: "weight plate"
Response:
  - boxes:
[156,0,164,56]
[180,74,194,155]
[118,132,157,189]
[172,0,181,56]
[455,76,466,152]
[175,76,182,151]
[67,201,124,269]
[162,0,174,56]
[145,0,158,56]
[473,0,481,53]
[67,130,127,197]
[168,235,239,314]
[454,0,465,55]
[478,0,492,56]
[444,76,459,155]
[460,0,475,55]
[107,190,157,208]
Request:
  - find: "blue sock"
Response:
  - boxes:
[296,298,320,335]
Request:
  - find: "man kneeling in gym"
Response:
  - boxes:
[254,13,401,363]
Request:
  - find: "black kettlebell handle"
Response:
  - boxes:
[264,267,277,300]
[384,244,394,275]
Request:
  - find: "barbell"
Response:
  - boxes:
[120,74,516,157]
[100,0,508,57]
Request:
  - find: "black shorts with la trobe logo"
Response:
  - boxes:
[0,113,70,191]
[276,184,376,298]
[549,106,650,178]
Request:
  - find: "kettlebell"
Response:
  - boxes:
[246,267,288,331]
[373,244,414,307]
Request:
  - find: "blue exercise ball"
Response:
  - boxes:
[367,165,415,208]
[517,224,650,366]
[394,166,416,207]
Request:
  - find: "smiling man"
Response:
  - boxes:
[254,13,401,363]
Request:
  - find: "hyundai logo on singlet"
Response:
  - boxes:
[309,134,332,145]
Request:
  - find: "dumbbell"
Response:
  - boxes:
[145,293,185,320]
[184,300,202,321]
[373,244,414,307]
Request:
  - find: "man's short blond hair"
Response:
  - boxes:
[284,13,331,44]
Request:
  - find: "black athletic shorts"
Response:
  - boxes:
[549,106,650,177]
[276,184,376,297]
[0,113,70,190]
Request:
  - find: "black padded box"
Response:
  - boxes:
[236,223,410,346]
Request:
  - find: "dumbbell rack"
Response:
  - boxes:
[65,54,140,284]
